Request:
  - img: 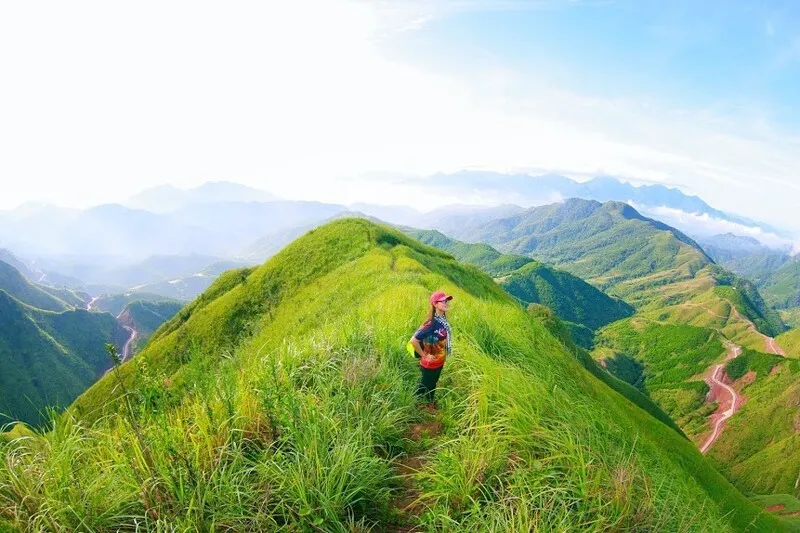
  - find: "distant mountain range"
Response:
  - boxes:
[124,181,280,212]
[418,171,793,245]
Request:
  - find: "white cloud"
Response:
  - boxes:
[631,203,794,250]
[0,0,798,245]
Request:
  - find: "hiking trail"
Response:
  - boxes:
[387,412,443,532]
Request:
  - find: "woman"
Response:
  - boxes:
[409,291,453,410]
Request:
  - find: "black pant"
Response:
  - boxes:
[416,365,443,403]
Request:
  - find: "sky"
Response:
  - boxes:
[1,0,799,234]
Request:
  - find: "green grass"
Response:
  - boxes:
[0,219,790,531]
[781,308,800,329]
[92,292,181,317]
[776,328,800,358]
[751,494,800,525]
[724,349,783,380]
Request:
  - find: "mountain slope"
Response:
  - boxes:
[406,228,633,347]
[776,328,800,358]
[0,260,70,312]
[0,219,777,530]
[710,353,800,497]
[761,258,800,309]
[0,290,128,426]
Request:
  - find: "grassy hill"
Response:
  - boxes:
[406,228,633,347]
[0,290,128,427]
[450,199,712,306]
[0,219,789,531]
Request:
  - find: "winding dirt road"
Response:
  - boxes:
[120,326,137,364]
[86,296,99,311]
[700,343,742,454]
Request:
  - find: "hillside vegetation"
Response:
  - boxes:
[776,328,800,358]
[710,353,800,497]
[0,290,128,426]
[0,260,71,312]
[118,299,184,353]
[0,219,788,531]
[761,258,800,310]
[406,228,633,347]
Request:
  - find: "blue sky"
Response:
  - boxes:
[392,0,800,122]
[0,0,798,239]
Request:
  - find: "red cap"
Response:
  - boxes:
[429,291,453,306]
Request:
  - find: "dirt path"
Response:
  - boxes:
[86,296,99,311]
[387,416,443,531]
[700,343,742,454]
[730,308,785,356]
[120,326,137,363]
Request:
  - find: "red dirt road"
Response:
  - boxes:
[700,343,742,454]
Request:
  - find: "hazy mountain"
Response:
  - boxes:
[699,233,791,284]
[760,257,800,309]
[124,181,280,212]
[422,171,791,246]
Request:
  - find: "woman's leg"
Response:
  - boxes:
[416,366,443,403]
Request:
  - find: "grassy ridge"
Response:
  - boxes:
[92,292,181,317]
[0,219,788,531]
[0,261,70,312]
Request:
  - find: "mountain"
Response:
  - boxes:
[124,181,280,212]
[0,248,38,280]
[0,260,72,312]
[405,228,633,347]
[0,290,128,426]
[0,200,347,259]
[760,257,800,309]
[2,218,770,531]
[448,198,713,307]
[423,171,791,244]
[699,233,791,285]
[710,350,800,498]
[427,198,792,501]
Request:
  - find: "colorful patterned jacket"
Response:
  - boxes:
[413,314,452,369]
